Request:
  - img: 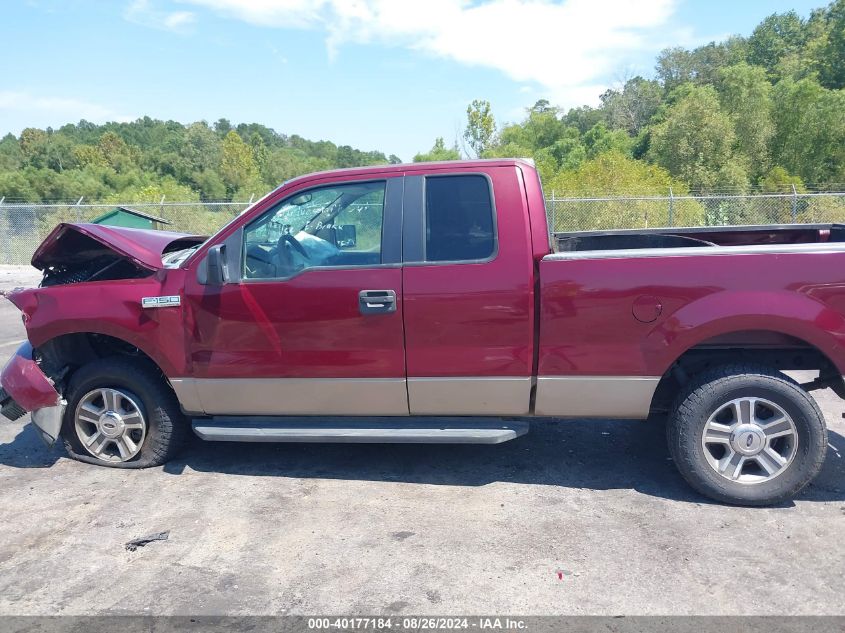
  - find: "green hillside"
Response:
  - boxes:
[1,0,843,202]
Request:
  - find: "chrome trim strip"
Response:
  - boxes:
[545,242,845,261]
[192,418,529,444]
[171,377,409,416]
[407,376,531,415]
[534,376,660,419]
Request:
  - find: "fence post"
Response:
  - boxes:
[75,196,84,221]
[248,193,255,205]
[668,187,674,227]
[791,184,798,223]
[0,197,6,265]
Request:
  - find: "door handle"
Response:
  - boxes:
[359,290,397,315]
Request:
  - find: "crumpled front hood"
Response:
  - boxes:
[32,223,206,271]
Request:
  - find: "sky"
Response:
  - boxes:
[1,0,827,160]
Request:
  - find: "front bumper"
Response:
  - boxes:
[0,342,65,445]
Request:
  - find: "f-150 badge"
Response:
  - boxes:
[141,295,181,308]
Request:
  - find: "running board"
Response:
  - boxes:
[192,417,529,444]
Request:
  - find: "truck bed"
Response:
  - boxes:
[537,221,845,420]
[554,223,845,252]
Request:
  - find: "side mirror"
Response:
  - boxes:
[206,244,228,286]
[336,224,357,248]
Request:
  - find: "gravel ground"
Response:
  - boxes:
[0,265,843,616]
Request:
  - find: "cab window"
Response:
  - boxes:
[425,175,496,262]
[243,181,385,279]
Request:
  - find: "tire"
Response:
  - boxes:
[668,364,828,506]
[61,357,187,468]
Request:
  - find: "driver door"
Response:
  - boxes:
[181,175,407,416]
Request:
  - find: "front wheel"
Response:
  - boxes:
[61,357,187,468]
[668,364,828,506]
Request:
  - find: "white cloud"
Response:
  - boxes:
[125,0,196,32]
[0,92,134,132]
[181,0,677,106]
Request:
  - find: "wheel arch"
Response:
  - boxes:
[648,327,844,415]
[35,331,174,393]
[644,290,845,374]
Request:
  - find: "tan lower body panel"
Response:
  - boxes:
[169,378,203,414]
[170,377,409,416]
[407,376,532,415]
[170,375,658,419]
[534,376,660,419]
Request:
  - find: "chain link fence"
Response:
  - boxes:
[545,191,845,233]
[2,192,845,265]
[0,201,251,265]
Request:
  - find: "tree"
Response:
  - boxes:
[0,134,23,171]
[759,166,806,193]
[689,40,748,85]
[656,47,697,91]
[600,76,663,135]
[771,77,845,184]
[818,0,845,88]
[0,171,37,201]
[545,151,701,229]
[656,39,749,90]
[73,144,107,168]
[0,118,400,203]
[546,127,586,170]
[102,177,200,204]
[97,131,136,172]
[582,122,632,159]
[560,105,605,134]
[181,122,220,174]
[249,132,270,179]
[19,128,49,168]
[464,100,496,158]
[336,145,358,168]
[484,101,583,183]
[413,138,461,162]
[648,85,748,192]
[717,63,774,180]
[192,170,227,201]
[747,11,807,78]
[214,118,232,137]
[219,130,260,194]
[522,100,565,149]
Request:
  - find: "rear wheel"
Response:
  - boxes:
[668,364,827,506]
[61,357,187,468]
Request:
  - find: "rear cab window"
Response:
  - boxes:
[424,175,496,263]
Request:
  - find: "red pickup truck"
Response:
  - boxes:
[1,158,842,505]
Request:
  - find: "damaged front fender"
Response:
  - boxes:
[0,342,66,446]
